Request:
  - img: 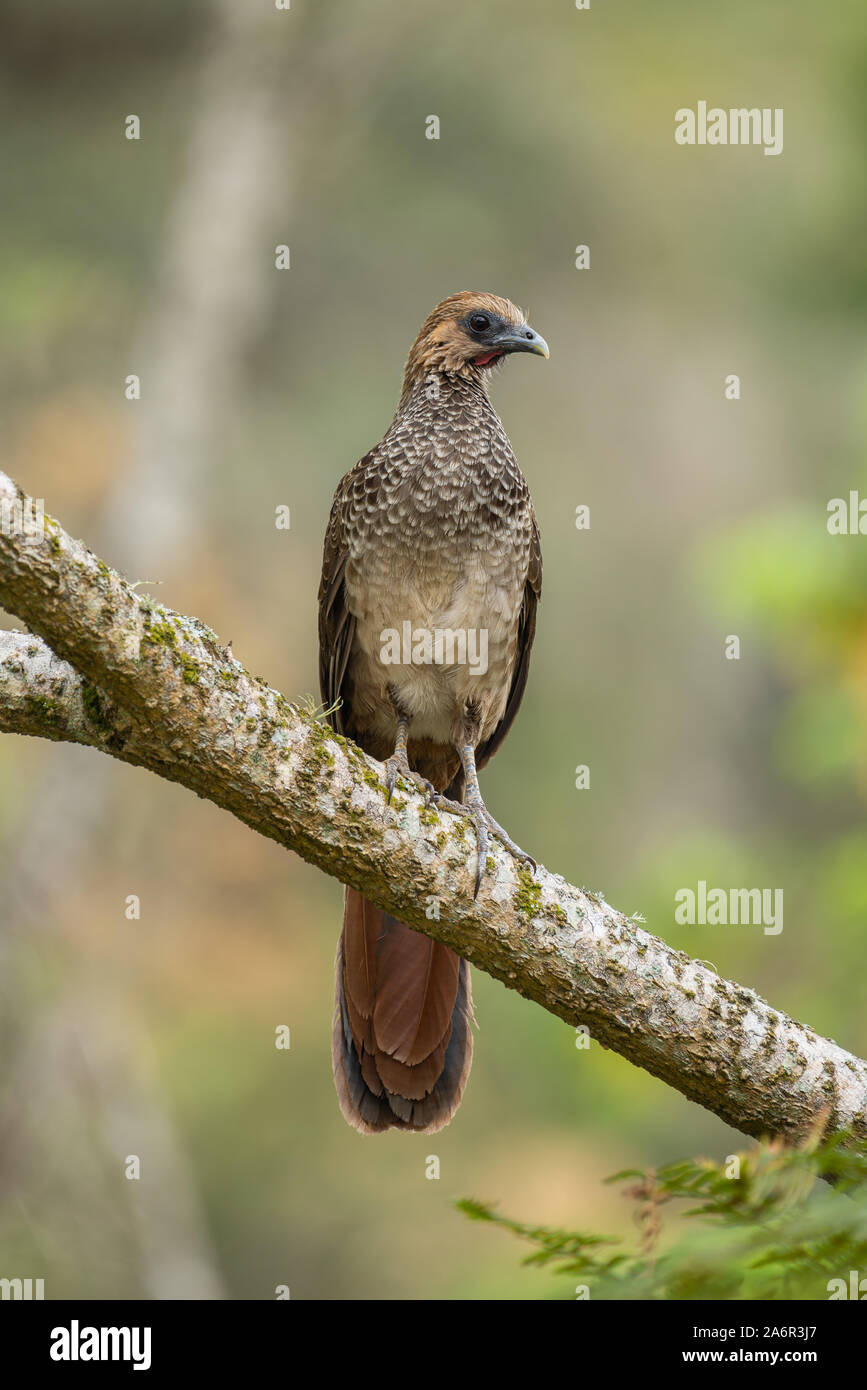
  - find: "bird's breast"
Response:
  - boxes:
[343,487,531,742]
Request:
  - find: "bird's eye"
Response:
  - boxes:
[469,313,490,333]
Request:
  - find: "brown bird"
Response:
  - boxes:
[319,292,547,1133]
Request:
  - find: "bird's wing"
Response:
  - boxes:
[475,507,542,772]
[318,456,368,735]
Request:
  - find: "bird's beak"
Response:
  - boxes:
[492,324,550,359]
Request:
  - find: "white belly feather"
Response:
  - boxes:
[345,544,523,744]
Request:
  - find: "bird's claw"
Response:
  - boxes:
[447,794,536,898]
[388,776,535,897]
[384,755,436,806]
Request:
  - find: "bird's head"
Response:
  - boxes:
[400,292,549,402]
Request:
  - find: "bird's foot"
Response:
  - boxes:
[384,752,437,806]
[440,791,536,898]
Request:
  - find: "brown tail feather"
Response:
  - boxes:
[332,887,474,1134]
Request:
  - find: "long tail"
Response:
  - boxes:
[332,888,474,1134]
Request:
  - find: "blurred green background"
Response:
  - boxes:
[1,0,866,1299]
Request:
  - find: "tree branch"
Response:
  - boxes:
[1,468,865,1148]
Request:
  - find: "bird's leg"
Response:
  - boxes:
[454,738,536,899]
[383,688,437,805]
[384,712,411,803]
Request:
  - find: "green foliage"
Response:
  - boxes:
[459,1134,867,1300]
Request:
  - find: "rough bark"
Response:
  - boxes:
[1,468,865,1149]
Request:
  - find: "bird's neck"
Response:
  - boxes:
[388,369,519,497]
[397,367,492,418]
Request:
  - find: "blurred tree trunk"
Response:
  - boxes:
[0,0,296,1298]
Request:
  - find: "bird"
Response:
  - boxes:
[319,291,548,1134]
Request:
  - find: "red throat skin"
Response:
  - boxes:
[473,350,504,367]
